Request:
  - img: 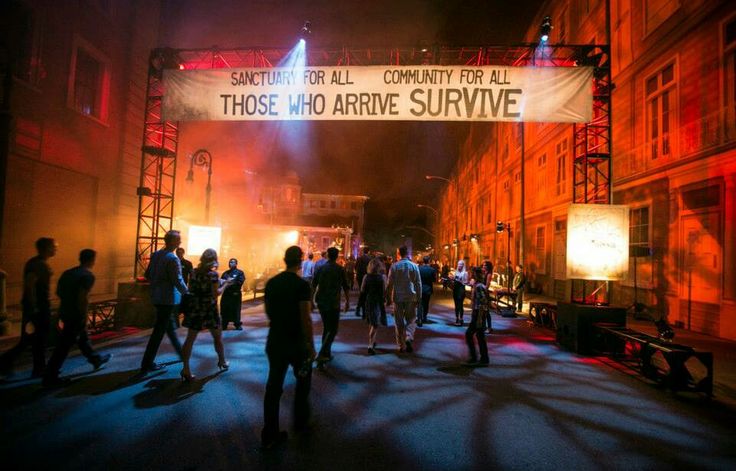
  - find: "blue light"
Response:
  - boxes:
[541,34,549,42]
[299,38,306,46]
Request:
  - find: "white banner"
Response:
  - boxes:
[162,65,593,123]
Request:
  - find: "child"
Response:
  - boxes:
[465,267,490,366]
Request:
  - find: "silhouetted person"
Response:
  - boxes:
[314,250,328,273]
[0,237,57,378]
[312,247,349,367]
[139,230,186,374]
[262,246,316,449]
[386,246,421,353]
[220,258,245,330]
[418,256,437,326]
[465,267,490,366]
[354,247,371,317]
[43,249,112,387]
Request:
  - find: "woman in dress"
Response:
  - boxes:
[361,258,387,355]
[452,260,469,326]
[181,248,234,381]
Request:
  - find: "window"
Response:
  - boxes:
[503,180,510,192]
[514,171,521,185]
[320,200,326,208]
[645,62,676,160]
[487,195,492,224]
[330,201,336,209]
[629,206,650,249]
[535,226,546,273]
[559,7,568,43]
[556,138,568,196]
[644,0,679,35]
[350,201,358,210]
[724,16,736,137]
[310,200,317,208]
[3,2,44,86]
[68,37,110,122]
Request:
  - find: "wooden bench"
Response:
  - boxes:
[594,324,713,396]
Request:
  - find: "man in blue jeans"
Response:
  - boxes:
[139,230,187,374]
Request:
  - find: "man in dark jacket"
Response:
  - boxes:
[312,247,349,367]
[418,256,437,326]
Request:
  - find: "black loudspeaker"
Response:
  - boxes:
[556,302,626,354]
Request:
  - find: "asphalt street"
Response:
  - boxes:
[1,291,735,470]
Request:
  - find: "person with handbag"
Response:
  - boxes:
[361,258,387,355]
[179,249,234,381]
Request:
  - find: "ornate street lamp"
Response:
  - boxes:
[186,148,213,224]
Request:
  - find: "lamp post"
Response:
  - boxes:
[417,203,439,250]
[186,148,213,225]
[496,221,512,291]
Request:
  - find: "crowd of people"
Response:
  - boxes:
[0,231,529,449]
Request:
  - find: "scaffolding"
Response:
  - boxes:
[134,44,611,278]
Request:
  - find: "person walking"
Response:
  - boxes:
[418,256,437,326]
[482,260,494,333]
[139,230,187,374]
[0,237,57,379]
[354,247,371,318]
[180,249,232,381]
[312,247,349,368]
[512,264,527,314]
[452,260,469,326]
[301,252,315,285]
[345,256,356,290]
[220,258,245,330]
[42,249,112,387]
[262,246,316,449]
[361,258,387,355]
[465,267,490,366]
[386,246,421,353]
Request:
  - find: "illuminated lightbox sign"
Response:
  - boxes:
[162,65,593,123]
[187,225,222,258]
[566,204,629,281]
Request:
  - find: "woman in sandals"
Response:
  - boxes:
[180,248,233,381]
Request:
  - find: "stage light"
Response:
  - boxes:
[496,221,505,233]
[187,225,222,257]
[540,16,552,42]
[300,21,312,38]
[566,204,629,281]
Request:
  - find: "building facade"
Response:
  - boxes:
[436,0,736,339]
[1,0,162,305]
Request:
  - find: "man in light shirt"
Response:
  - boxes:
[386,246,422,353]
[301,252,315,284]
